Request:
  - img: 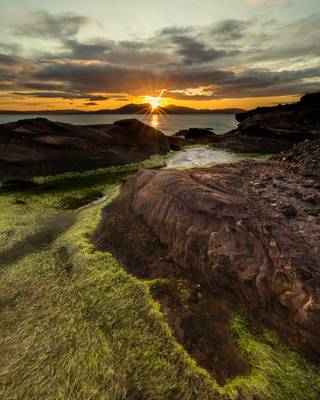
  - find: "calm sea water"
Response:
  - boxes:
[0,113,237,136]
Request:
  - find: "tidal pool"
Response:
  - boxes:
[166,146,269,169]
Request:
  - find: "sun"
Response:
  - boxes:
[145,96,164,111]
[149,97,161,110]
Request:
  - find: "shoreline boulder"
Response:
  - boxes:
[0,118,172,183]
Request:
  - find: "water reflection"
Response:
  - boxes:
[148,114,160,128]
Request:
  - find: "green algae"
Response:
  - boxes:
[0,165,319,400]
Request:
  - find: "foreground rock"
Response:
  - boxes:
[0,118,172,183]
[93,139,320,383]
[216,92,320,153]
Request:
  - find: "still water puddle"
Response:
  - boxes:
[165,146,269,169]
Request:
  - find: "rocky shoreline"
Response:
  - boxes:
[93,138,320,383]
[175,92,320,153]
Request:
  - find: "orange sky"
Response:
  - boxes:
[0,93,300,112]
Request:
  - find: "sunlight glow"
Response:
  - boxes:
[150,98,161,110]
[144,95,165,111]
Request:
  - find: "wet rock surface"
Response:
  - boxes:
[93,139,320,383]
[0,118,172,183]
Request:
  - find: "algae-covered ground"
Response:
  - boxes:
[1,156,320,400]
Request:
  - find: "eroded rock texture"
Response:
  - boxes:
[94,139,320,383]
[0,118,171,183]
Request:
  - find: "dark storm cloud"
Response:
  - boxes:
[14,11,94,39]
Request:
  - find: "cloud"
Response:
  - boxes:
[0,67,16,81]
[12,91,109,101]
[0,53,21,66]
[83,102,98,106]
[31,61,236,94]
[62,39,113,60]
[211,19,248,40]
[28,60,320,100]
[169,35,229,64]
[168,85,216,99]
[244,14,320,64]
[157,26,190,36]
[58,39,169,66]
[1,9,319,103]
[164,67,320,99]
[22,82,68,91]
[14,10,95,39]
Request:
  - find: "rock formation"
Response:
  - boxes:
[216,92,320,152]
[93,139,320,383]
[174,128,219,142]
[0,118,172,183]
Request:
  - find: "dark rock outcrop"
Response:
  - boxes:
[216,92,320,153]
[174,128,219,142]
[93,139,320,381]
[0,118,172,183]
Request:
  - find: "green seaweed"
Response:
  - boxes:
[0,165,319,400]
[223,315,320,400]
[32,154,169,185]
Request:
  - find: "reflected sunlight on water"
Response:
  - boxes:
[150,114,160,128]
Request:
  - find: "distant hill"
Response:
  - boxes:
[0,103,245,115]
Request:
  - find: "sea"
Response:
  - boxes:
[0,113,237,136]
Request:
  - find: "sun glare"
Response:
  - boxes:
[145,96,164,111]
[150,98,161,110]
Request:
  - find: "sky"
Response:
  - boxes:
[0,0,319,110]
